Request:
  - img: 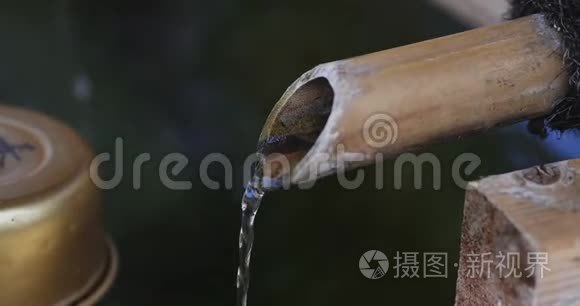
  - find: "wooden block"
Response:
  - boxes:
[455,159,580,305]
[431,0,509,27]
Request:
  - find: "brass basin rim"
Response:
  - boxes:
[56,237,119,306]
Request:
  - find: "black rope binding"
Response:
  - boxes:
[510,0,580,136]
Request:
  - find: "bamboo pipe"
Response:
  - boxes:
[258,15,569,185]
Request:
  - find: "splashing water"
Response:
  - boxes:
[236,166,266,306]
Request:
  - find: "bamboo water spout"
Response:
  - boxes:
[258,15,569,185]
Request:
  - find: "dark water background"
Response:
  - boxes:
[0,0,579,305]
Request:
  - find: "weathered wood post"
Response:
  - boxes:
[455,159,580,305]
[431,0,508,26]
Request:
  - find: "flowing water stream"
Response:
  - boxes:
[236,164,267,306]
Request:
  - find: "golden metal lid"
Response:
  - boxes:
[0,105,117,306]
